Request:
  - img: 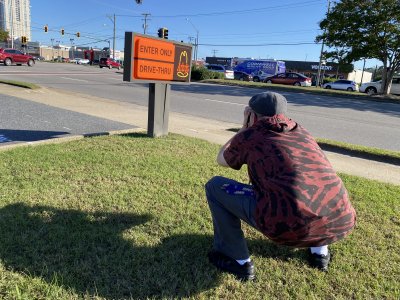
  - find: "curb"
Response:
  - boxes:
[318,143,400,166]
[2,127,398,167]
[0,128,143,152]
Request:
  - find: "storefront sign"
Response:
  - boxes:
[311,64,333,71]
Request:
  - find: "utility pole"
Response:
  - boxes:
[316,0,331,88]
[107,14,116,59]
[142,13,151,34]
[70,38,74,60]
[186,18,199,62]
[113,14,116,59]
[212,49,218,57]
[51,38,54,60]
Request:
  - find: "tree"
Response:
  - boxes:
[316,0,400,94]
[0,29,9,43]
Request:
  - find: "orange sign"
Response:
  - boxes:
[134,37,175,63]
[123,32,192,83]
[134,59,175,81]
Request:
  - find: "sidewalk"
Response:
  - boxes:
[1,84,400,186]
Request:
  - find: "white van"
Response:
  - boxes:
[359,76,400,95]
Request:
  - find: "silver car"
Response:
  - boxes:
[323,80,359,91]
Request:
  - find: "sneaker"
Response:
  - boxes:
[208,250,255,281]
[308,250,331,271]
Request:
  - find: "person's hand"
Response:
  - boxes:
[243,106,257,128]
[242,106,251,128]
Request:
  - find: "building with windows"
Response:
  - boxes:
[0,0,31,41]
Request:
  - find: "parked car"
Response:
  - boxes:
[234,71,253,81]
[264,72,312,86]
[359,76,400,95]
[322,80,359,91]
[76,58,90,65]
[33,56,45,61]
[99,57,121,69]
[252,70,273,82]
[205,64,234,79]
[0,48,35,66]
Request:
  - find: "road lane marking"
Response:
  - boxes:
[60,77,89,82]
[203,98,246,106]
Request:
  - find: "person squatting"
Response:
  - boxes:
[205,91,356,281]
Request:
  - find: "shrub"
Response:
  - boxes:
[191,66,224,80]
[322,77,337,84]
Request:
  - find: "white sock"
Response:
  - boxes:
[310,246,329,256]
[236,258,251,265]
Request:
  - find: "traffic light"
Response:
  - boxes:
[44,25,48,32]
[61,28,64,35]
[158,28,163,38]
[76,32,80,38]
[21,36,26,43]
[157,28,168,39]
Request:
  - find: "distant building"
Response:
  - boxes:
[283,60,354,78]
[0,0,31,41]
[205,57,233,67]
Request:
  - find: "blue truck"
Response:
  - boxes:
[234,59,286,82]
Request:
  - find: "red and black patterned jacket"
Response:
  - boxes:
[223,114,356,247]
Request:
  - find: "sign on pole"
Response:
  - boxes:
[124,32,192,83]
[123,32,193,137]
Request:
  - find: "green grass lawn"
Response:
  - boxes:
[0,133,399,299]
[0,80,40,89]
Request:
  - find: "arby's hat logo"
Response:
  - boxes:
[176,51,190,78]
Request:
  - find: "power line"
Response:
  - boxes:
[199,42,320,47]
[137,0,324,18]
[114,0,324,19]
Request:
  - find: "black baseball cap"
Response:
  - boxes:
[249,92,287,116]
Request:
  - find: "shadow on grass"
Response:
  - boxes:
[0,203,221,299]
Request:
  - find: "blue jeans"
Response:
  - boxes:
[205,176,258,260]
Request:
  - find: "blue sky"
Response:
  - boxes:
[30,0,379,69]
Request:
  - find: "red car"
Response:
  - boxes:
[264,72,311,86]
[99,57,122,70]
[0,48,35,66]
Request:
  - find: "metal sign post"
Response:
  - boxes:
[124,32,192,137]
[148,83,171,137]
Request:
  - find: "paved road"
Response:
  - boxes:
[0,93,135,147]
[1,62,399,151]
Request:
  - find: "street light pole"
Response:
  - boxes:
[186,18,199,62]
[316,0,331,88]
